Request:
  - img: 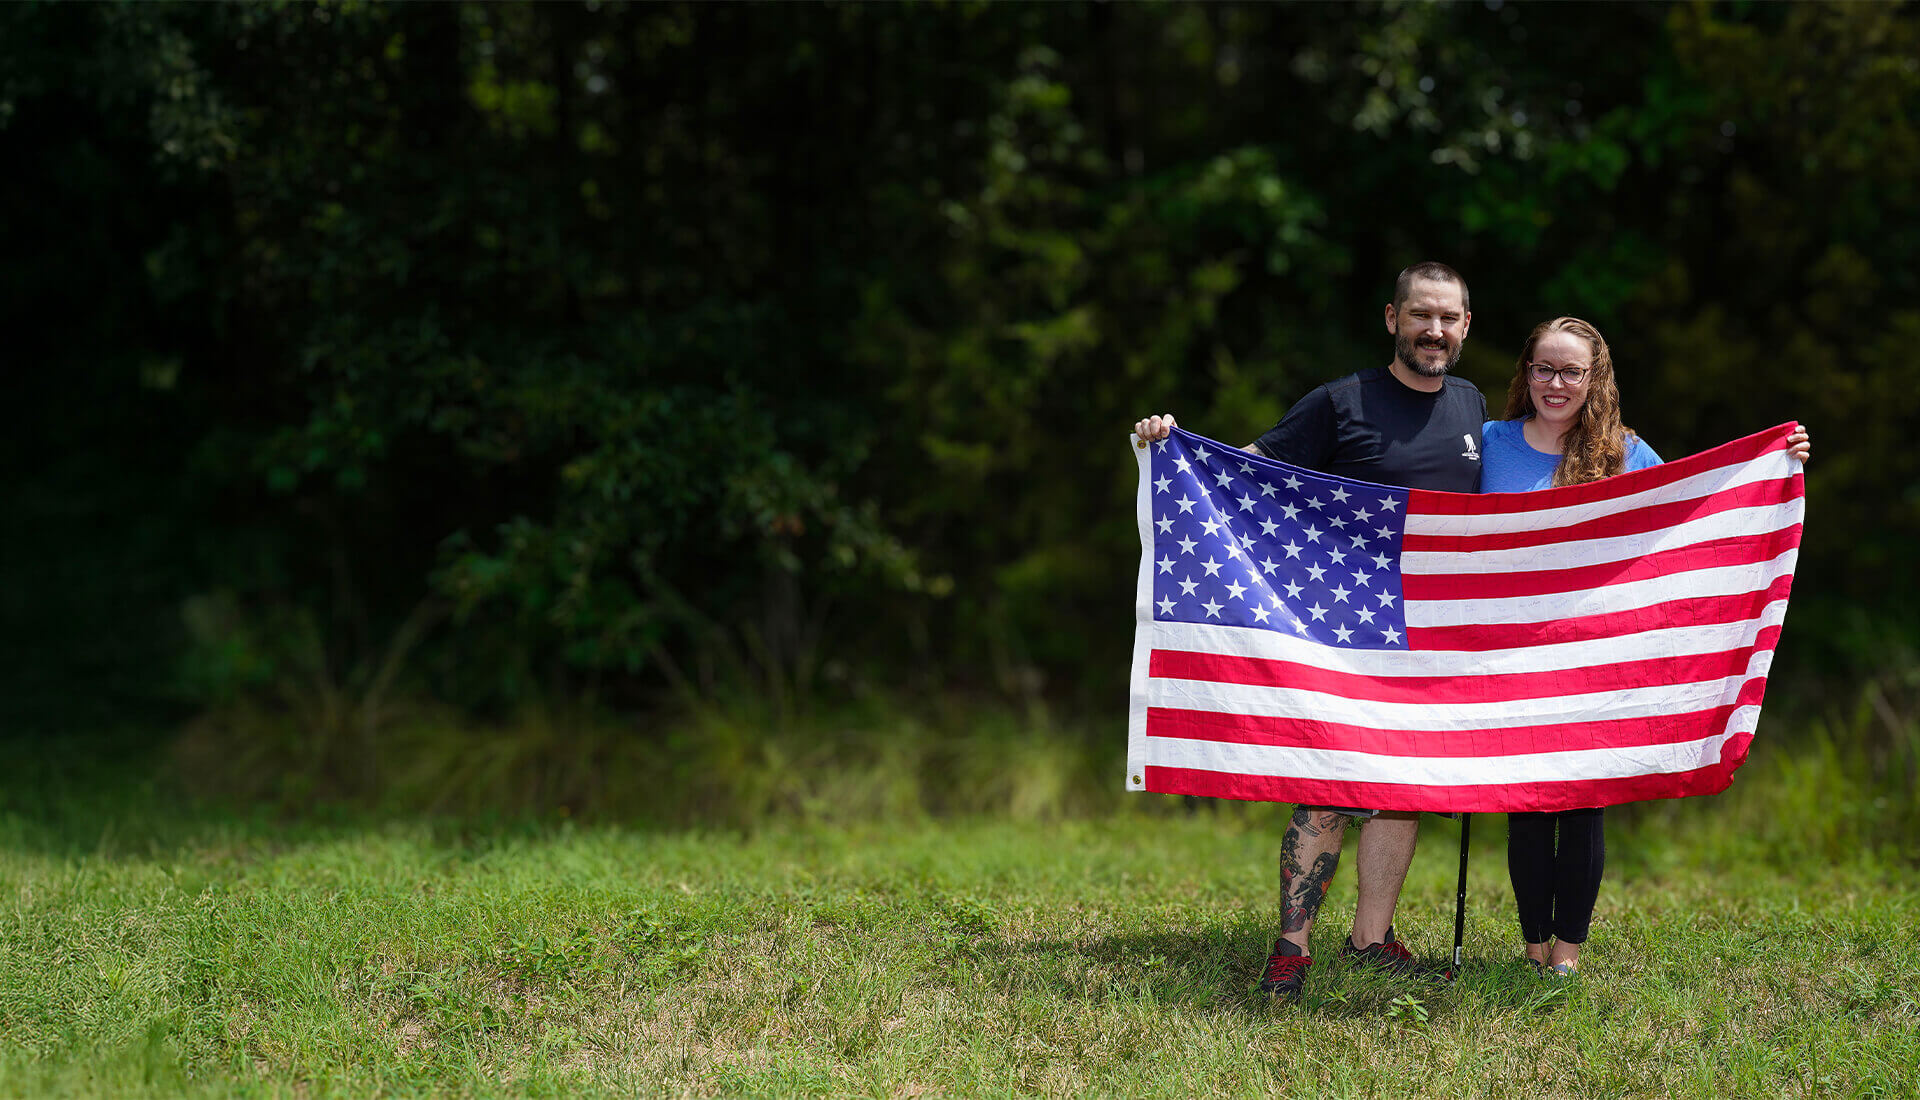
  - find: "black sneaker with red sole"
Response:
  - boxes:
[1342,928,1451,982]
[1257,941,1313,1001]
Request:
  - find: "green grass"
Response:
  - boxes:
[5,788,1917,1098]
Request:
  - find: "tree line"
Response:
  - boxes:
[2,1,1914,737]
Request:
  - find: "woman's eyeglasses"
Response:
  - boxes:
[1527,363,1590,385]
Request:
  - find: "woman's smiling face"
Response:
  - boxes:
[1526,330,1594,434]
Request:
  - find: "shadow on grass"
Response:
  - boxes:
[966,923,1576,1021]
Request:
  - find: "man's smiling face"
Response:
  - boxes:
[1387,277,1471,378]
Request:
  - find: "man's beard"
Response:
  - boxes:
[1396,331,1461,377]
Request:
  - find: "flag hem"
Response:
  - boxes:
[1126,433,1155,791]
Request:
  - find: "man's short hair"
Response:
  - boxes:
[1393,261,1470,314]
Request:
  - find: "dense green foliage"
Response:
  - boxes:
[3,2,1916,743]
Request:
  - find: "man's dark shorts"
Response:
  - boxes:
[1306,805,1378,820]
[1303,806,1459,821]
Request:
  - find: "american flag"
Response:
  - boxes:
[1126,423,1805,813]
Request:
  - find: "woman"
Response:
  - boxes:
[1483,317,1811,977]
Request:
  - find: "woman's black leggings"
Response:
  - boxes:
[1507,808,1606,945]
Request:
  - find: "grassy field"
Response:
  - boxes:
[4,769,1917,1099]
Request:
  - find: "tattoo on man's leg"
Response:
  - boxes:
[1278,821,1305,926]
[1293,808,1343,838]
[1281,852,1340,933]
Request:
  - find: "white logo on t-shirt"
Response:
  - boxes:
[1462,434,1480,461]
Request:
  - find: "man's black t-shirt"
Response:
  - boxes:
[1251,367,1486,492]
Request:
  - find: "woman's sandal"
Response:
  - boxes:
[1545,960,1579,978]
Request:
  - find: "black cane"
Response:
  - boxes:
[1451,813,1471,975]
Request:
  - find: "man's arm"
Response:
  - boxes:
[1135,390,1336,465]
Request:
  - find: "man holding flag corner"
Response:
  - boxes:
[1132,260,1484,1001]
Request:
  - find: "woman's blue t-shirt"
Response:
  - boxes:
[1479,419,1662,493]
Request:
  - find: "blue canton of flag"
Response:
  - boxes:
[1149,429,1410,649]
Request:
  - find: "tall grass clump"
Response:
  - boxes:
[1758,650,1919,855]
[167,580,1132,827]
[168,689,1126,829]
[1622,644,1920,869]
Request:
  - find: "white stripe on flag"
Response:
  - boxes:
[1146,599,1790,677]
[1403,549,1797,627]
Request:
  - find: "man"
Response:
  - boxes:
[1131,261,1484,1002]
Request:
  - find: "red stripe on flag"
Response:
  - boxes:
[1403,479,1796,554]
[1401,525,1802,601]
[1143,734,1753,814]
[1144,677,1768,757]
[1406,426,1793,517]
[1405,575,1795,651]
[1148,629,1777,704]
